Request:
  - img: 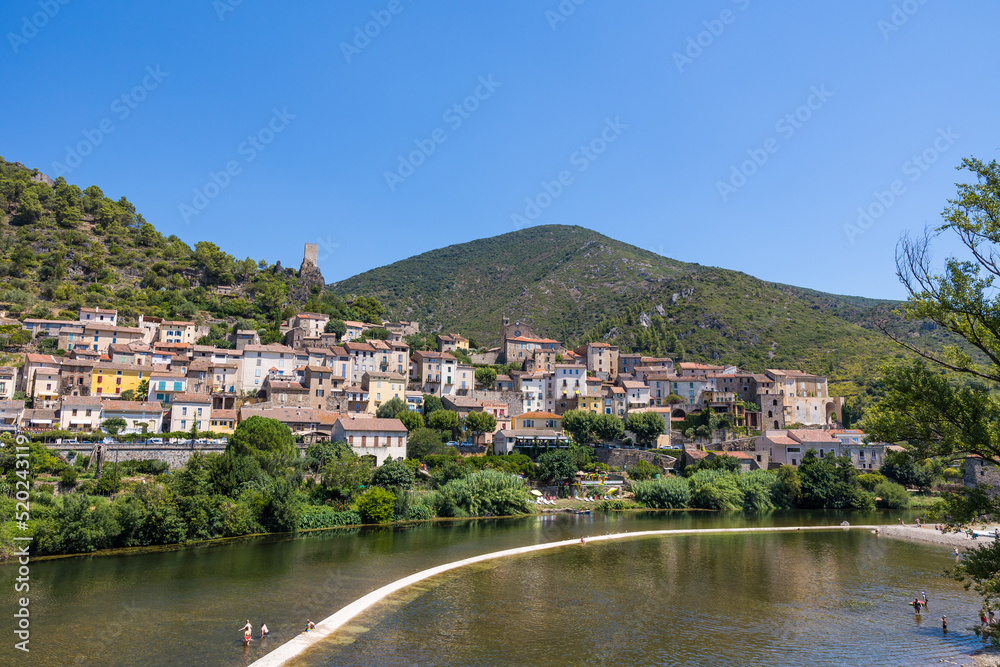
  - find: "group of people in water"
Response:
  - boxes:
[239,620,269,645]
[909,593,949,632]
[239,618,316,644]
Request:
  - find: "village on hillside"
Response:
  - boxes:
[0,285,893,475]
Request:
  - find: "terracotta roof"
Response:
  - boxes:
[518,411,561,419]
[213,409,237,420]
[244,343,294,353]
[241,407,341,425]
[0,400,25,410]
[169,393,212,404]
[60,396,104,406]
[101,400,163,412]
[335,416,408,433]
[787,429,838,444]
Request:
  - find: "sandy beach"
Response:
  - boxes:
[877,524,993,550]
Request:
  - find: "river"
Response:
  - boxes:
[1,509,983,666]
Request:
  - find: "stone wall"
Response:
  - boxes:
[51,442,313,469]
[473,389,526,418]
[966,458,1000,498]
[595,448,677,471]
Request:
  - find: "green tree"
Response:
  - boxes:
[475,366,497,388]
[356,487,396,523]
[324,319,346,339]
[422,394,443,415]
[561,409,595,444]
[407,427,447,459]
[592,413,624,443]
[879,449,934,490]
[428,409,462,440]
[101,417,128,437]
[397,410,423,432]
[625,412,666,448]
[119,389,135,401]
[464,411,497,443]
[536,450,576,483]
[321,450,374,502]
[135,379,149,400]
[227,416,296,474]
[375,396,406,419]
[371,459,415,489]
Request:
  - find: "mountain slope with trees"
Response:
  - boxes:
[333,225,967,395]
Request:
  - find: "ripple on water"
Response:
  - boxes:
[294,531,985,667]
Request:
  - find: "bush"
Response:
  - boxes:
[736,470,778,512]
[60,467,78,488]
[943,467,961,479]
[688,470,743,510]
[372,459,415,490]
[437,470,533,517]
[874,481,910,509]
[594,498,642,510]
[856,473,887,491]
[356,487,396,524]
[631,476,692,509]
[626,459,659,481]
[297,506,362,529]
[404,504,433,521]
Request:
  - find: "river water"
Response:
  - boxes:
[1,510,984,666]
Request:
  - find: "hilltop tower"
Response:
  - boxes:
[295,242,325,299]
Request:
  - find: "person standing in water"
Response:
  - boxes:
[942,616,948,632]
[260,623,269,639]
[243,628,252,644]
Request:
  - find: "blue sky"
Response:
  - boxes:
[2,0,997,299]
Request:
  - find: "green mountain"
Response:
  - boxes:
[332,225,956,393]
[0,158,375,347]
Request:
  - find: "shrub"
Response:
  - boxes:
[405,504,433,520]
[372,459,415,490]
[356,487,396,524]
[856,473,887,491]
[943,467,961,479]
[437,470,533,517]
[594,498,642,510]
[736,470,778,512]
[296,506,362,529]
[631,476,692,509]
[60,467,78,488]
[626,459,659,481]
[874,481,910,509]
[688,470,743,510]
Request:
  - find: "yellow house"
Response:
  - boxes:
[513,411,562,430]
[208,409,237,435]
[92,362,146,398]
[361,371,406,413]
[578,395,602,414]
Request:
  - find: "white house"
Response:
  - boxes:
[100,400,164,434]
[169,393,212,432]
[331,416,408,465]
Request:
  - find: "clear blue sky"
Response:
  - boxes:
[3,1,998,299]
